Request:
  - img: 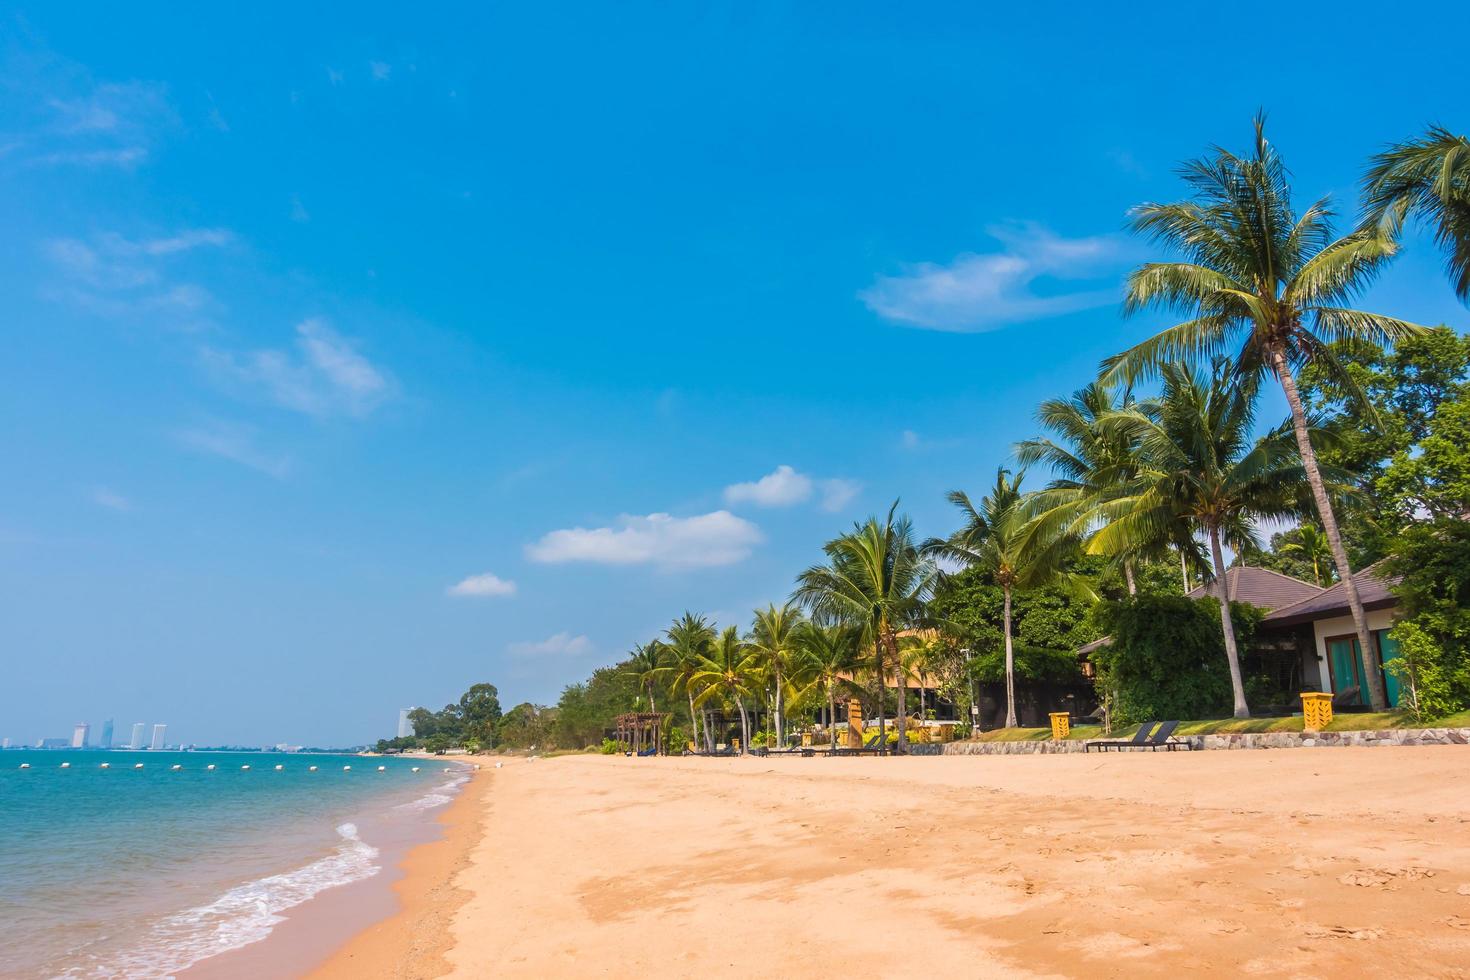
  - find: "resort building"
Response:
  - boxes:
[149,724,167,751]
[129,722,146,750]
[1078,565,1405,712]
[1257,564,1404,708]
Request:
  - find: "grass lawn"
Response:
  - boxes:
[972,708,1470,742]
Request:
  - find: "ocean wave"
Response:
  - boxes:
[66,823,380,979]
[394,773,469,812]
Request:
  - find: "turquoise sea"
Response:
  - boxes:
[0,749,468,979]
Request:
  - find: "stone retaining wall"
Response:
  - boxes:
[925,727,1470,755]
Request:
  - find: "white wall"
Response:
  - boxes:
[1310,608,1399,694]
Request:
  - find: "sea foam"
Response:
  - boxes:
[68,823,380,979]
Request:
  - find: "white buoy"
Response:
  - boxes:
[206,764,217,770]
[19,763,30,769]
[443,767,452,773]
[343,765,352,771]
[274,764,284,771]
[241,764,251,770]
[60,762,71,769]
[308,765,319,772]
[494,761,503,769]
[377,765,386,772]
[100,762,111,769]
[410,766,420,772]
[134,763,144,769]
[171,764,182,771]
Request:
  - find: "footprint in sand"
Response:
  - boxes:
[1447,916,1470,931]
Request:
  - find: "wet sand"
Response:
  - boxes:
[321,748,1470,977]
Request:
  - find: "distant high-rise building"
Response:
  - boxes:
[2,737,11,749]
[397,708,417,739]
[71,723,90,748]
[129,722,146,750]
[150,724,167,751]
[100,719,114,749]
[37,737,70,749]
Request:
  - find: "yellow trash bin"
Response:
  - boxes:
[1301,692,1333,732]
[732,738,740,752]
[1049,712,1071,740]
[802,731,812,747]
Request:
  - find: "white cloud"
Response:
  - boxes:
[508,632,593,658]
[860,223,1124,332]
[174,421,289,478]
[290,194,310,223]
[35,146,148,168]
[526,510,762,569]
[818,478,862,513]
[370,61,392,81]
[29,78,175,169]
[92,487,132,512]
[723,465,813,508]
[447,572,517,598]
[42,229,230,312]
[901,429,922,450]
[202,318,390,418]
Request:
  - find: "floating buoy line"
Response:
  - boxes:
[20,758,446,772]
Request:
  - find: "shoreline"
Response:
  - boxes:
[301,761,491,979]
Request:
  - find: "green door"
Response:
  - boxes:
[1377,631,1402,708]
[1327,637,1366,706]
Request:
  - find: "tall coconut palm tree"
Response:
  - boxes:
[792,503,932,753]
[1278,522,1334,587]
[690,626,763,753]
[1090,361,1326,718]
[1362,126,1470,302]
[748,603,804,749]
[666,612,716,751]
[1104,114,1424,710]
[621,641,666,712]
[790,623,864,749]
[924,470,1090,728]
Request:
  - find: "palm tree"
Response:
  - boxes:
[1016,379,1150,593]
[666,612,716,751]
[748,603,804,749]
[790,623,864,749]
[1089,362,1324,718]
[621,641,666,712]
[792,503,933,753]
[1278,522,1334,587]
[1362,126,1470,302]
[1104,114,1424,710]
[924,469,1089,728]
[690,626,763,753]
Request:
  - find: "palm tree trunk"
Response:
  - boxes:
[1270,348,1387,710]
[774,666,785,749]
[1003,585,1018,728]
[1180,547,1190,592]
[889,631,907,753]
[874,636,886,755]
[1208,524,1250,719]
[737,699,750,755]
[1124,559,1137,596]
[828,687,836,751]
[686,689,699,751]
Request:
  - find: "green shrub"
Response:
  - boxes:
[1384,520,1470,720]
[598,737,620,755]
[1092,595,1261,724]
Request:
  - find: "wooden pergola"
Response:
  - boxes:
[613,712,670,755]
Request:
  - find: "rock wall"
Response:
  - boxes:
[929,727,1470,755]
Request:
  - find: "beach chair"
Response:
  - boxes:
[1087,720,1193,752]
[1085,722,1157,752]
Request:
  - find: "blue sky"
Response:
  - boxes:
[3,3,1467,747]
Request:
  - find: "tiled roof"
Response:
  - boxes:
[1261,562,1400,626]
[1186,566,1322,612]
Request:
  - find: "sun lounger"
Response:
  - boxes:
[1086,720,1193,752]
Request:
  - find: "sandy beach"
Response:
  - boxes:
[311,748,1470,977]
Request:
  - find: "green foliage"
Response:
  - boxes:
[553,666,637,749]
[496,702,554,749]
[969,644,1082,684]
[1092,596,1263,724]
[1298,326,1470,564]
[598,737,619,755]
[929,564,1101,657]
[1383,519,1470,719]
